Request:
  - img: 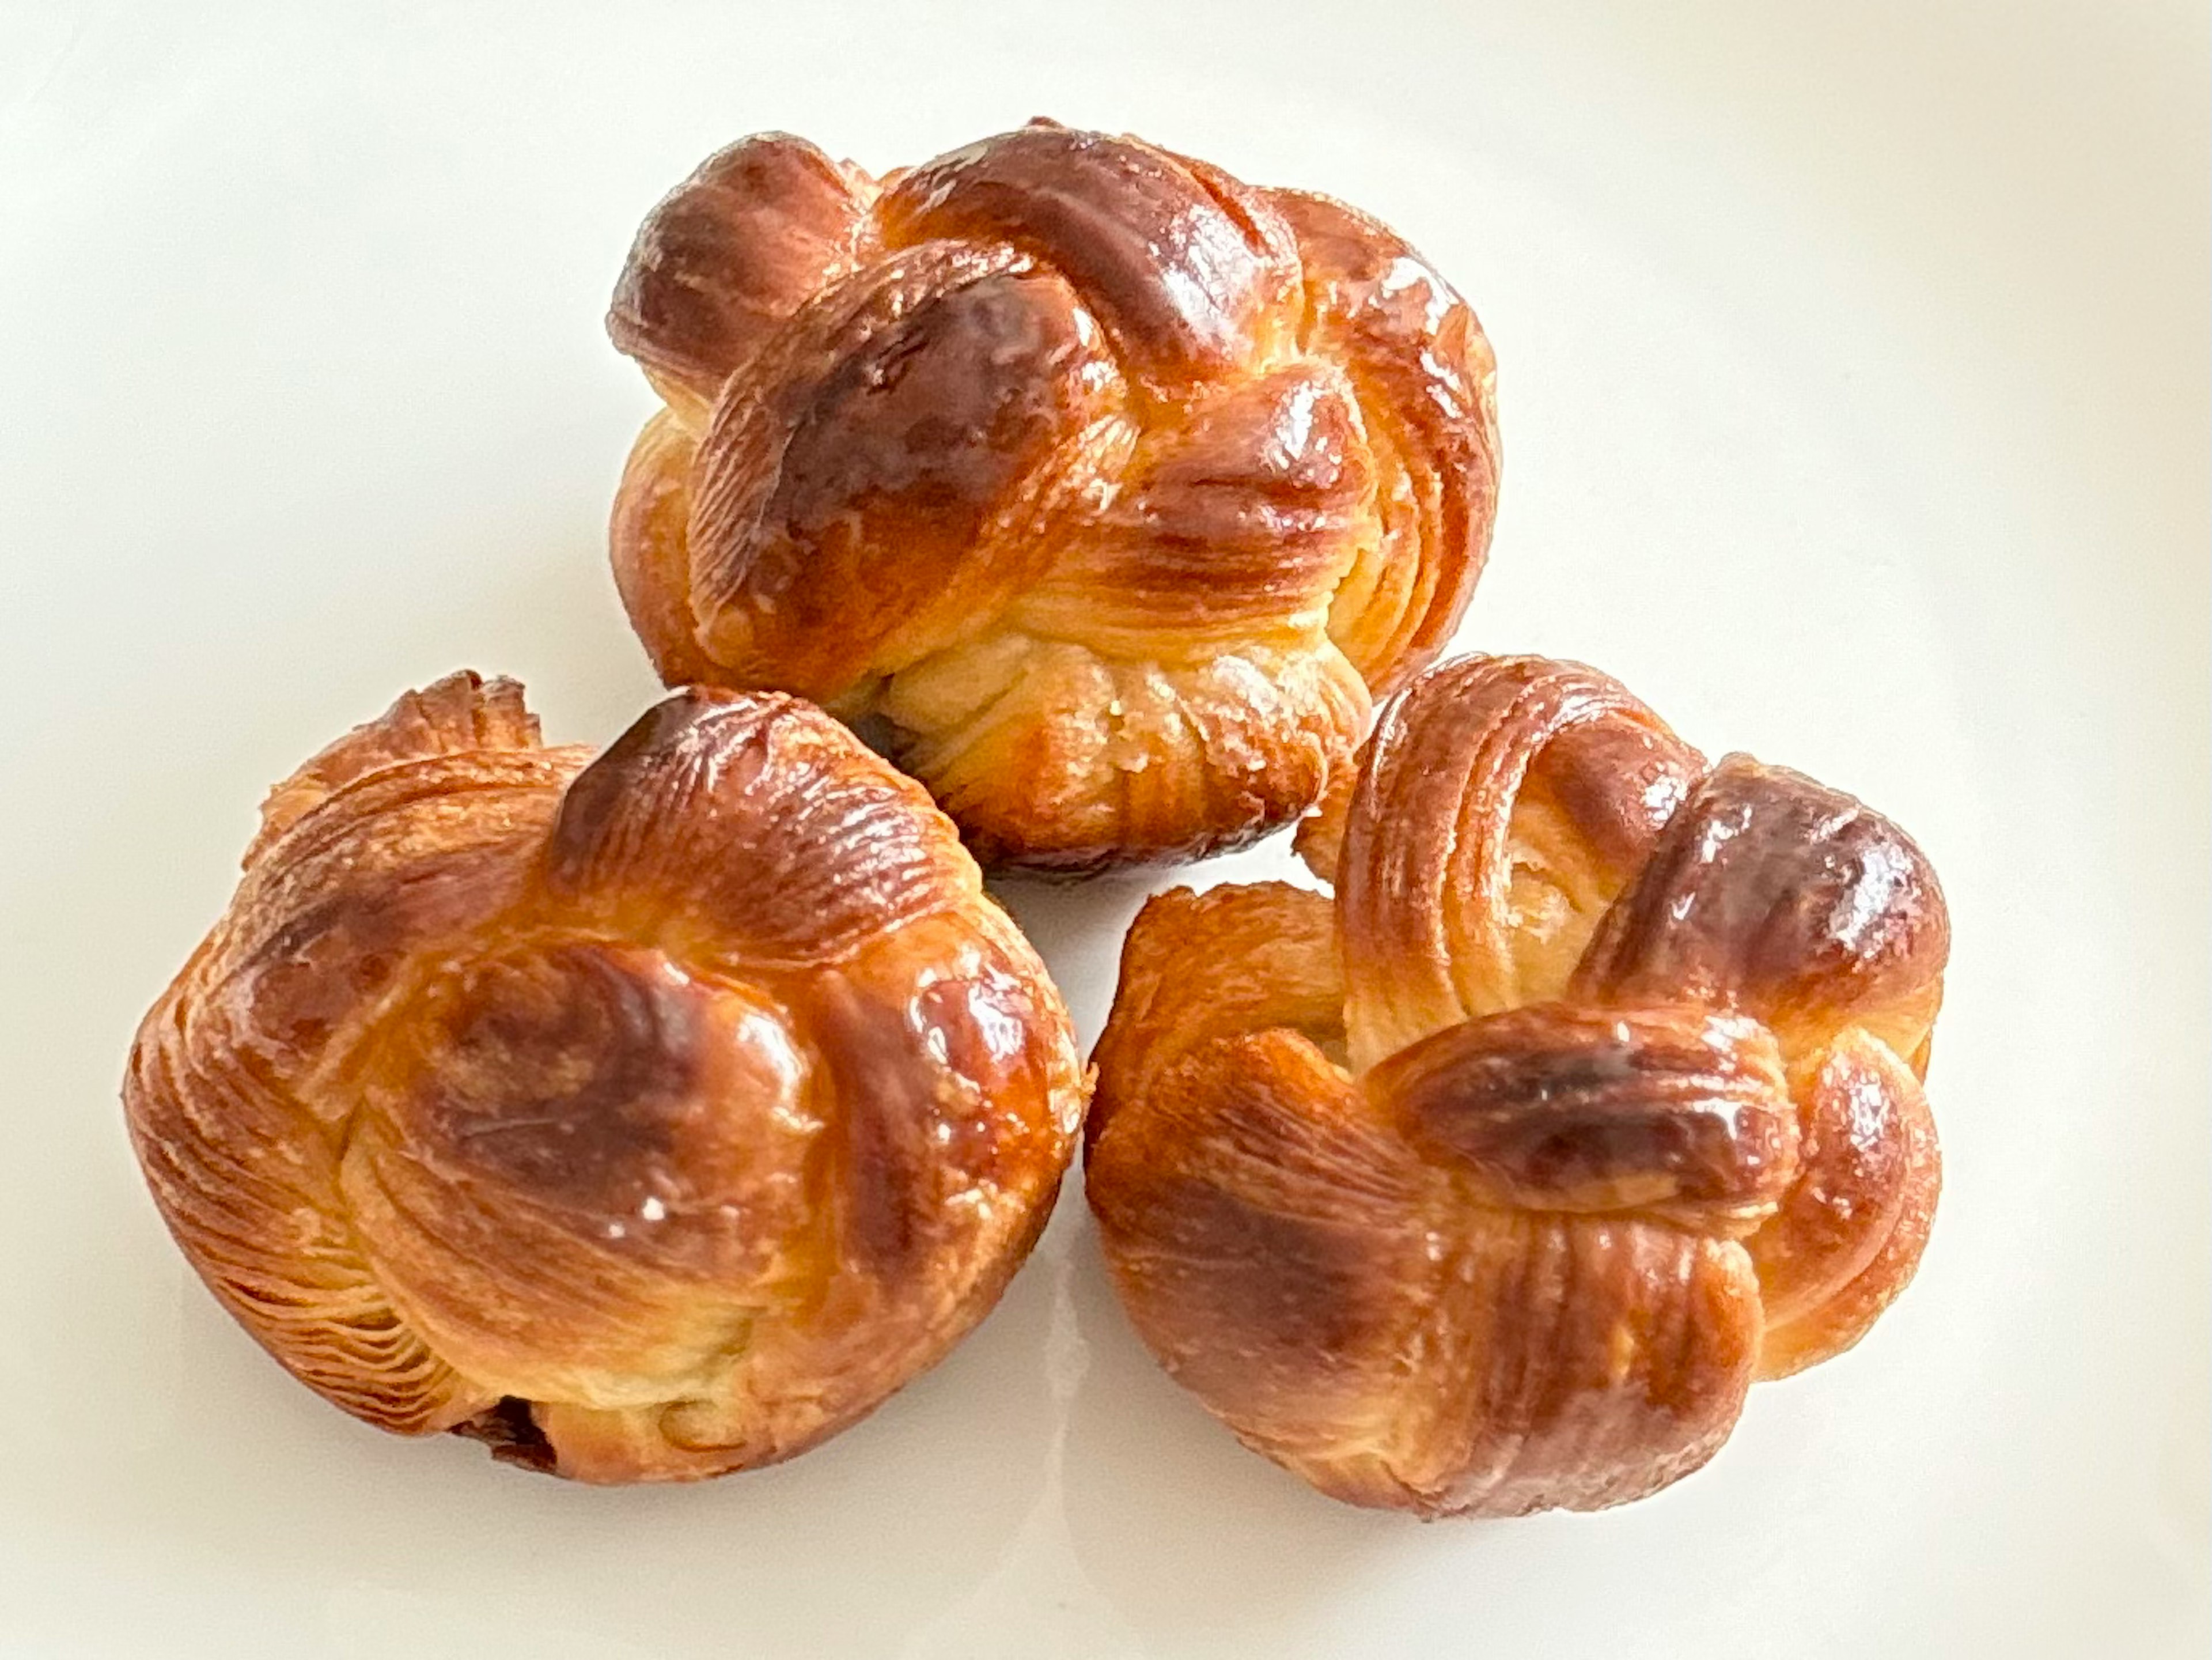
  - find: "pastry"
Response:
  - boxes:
[607,121,1500,871]
[1086,653,1945,1515]
[124,672,1085,1481]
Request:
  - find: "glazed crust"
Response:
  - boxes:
[124,673,1085,1481]
[1088,655,1945,1515]
[607,123,1501,872]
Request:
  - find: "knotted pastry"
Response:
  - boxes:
[124,672,1084,1481]
[606,122,1501,871]
[1087,654,1945,1515]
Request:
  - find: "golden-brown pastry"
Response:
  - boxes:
[124,672,1085,1482]
[607,121,1501,872]
[1087,654,1945,1516]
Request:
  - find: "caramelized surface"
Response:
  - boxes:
[124,674,1085,1481]
[608,122,1500,871]
[1089,653,1945,1515]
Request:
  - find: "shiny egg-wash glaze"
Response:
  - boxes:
[1086,655,1945,1516]
[124,674,1085,1482]
[607,121,1500,872]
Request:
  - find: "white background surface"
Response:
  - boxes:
[1,2,2205,1655]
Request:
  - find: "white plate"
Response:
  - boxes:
[2,3,2204,1655]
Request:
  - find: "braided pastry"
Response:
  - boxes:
[124,672,1084,1481]
[1087,654,1945,1515]
[607,121,1500,872]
